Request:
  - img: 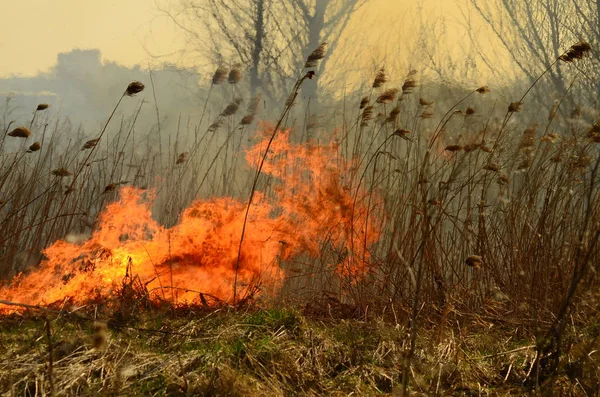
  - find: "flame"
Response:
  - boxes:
[0,128,382,310]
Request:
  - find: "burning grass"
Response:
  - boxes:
[0,129,379,309]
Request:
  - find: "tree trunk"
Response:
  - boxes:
[302,0,327,107]
[250,0,265,98]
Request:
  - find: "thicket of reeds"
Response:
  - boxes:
[1,42,599,394]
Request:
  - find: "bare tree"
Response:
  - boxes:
[161,0,367,104]
[464,0,600,107]
[288,0,367,103]
[158,0,284,100]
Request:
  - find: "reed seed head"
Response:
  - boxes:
[400,70,418,95]
[588,122,600,142]
[463,143,480,152]
[393,129,411,139]
[241,115,254,125]
[82,138,100,150]
[176,152,189,164]
[386,106,400,123]
[517,156,533,170]
[541,132,559,143]
[465,255,483,269]
[221,97,243,116]
[208,119,223,132]
[376,88,399,104]
[508,102,522,113]
[519,124,538,149]
[247,95,261,115]
[27,141,41,153]
[373,67,387,88]
[228,65,242,84]
[126,81,145,96]
[445,145,463,152]
[359,97,369,109]
[420,110,434,119]
[8,127,31,138]
[402,78,417,94]
[483,163,500,172]
[497,174,509,185]
[305,43,327,68]
[361,106,374,126]
[212,66,228,85]
[52,167,72,177]
[559,41,591,63]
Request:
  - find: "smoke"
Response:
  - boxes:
[0,49,206,132]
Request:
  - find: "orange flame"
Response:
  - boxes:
[0,128,381,310]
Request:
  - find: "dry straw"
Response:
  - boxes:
[92,321,107,349]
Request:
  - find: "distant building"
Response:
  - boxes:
[0,49,205,130]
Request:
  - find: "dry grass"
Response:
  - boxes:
[1,41,599,394]
[1,305,597,396]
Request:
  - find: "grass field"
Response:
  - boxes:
[1,303,597,396]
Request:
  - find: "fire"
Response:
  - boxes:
[0,128,382,310]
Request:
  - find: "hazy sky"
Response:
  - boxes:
[0,0,185,77]
[0,0,505,85]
